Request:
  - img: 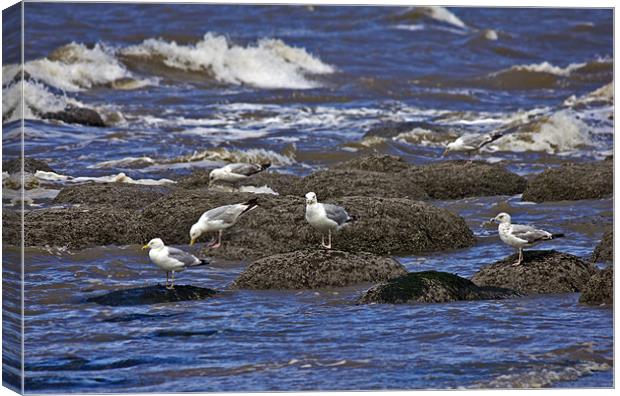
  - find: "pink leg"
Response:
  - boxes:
[210,230,222,249]
[325,230,332,249]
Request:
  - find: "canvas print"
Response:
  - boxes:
[1,1,614,393]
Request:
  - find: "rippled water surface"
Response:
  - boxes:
[1,3,614,392]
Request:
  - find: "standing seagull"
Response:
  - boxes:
[305,192,354,249]
[443,131,503,159]
[142,238,208,289]
[209,162,271,187]
[189,198,259,248]
[491,213,564,266]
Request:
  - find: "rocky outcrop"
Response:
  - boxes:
[471,250,597,294]
[140,190,475,260]
[232,249,407,289]
[333,154,414,173]
[42,105,106,127]
[591,229,613,263]
[87,285,217,306]
[403,161,528,199]
[358,271,520,304]
[2,210,20,245]
[53,183,172,210]
[522,161,612,202]
[2,157,55,174]
[21,205,144,248]
[296,168,429,200]
[579,267,613,306]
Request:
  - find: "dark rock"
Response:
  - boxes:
[403,160,528,199]
[42,105,106,127]
[358,271,520,304]
[232,249,407,290]
[87,285,217,306]
[140,190,475,260]
[53,183,172,210]
[2,157,55,174]
[592,229,613,263]
[363,121,445,139]
[22,205,144,248]
[522,161,612,202]
[579,267,613,306]
[2,210,21,245]
[297,168,429,200]
[332,154,414,173]
[471,250,597,294]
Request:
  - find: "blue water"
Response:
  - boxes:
[2,3,614,393]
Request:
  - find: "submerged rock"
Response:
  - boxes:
[53,183,172,210]
[141,190,474,260]
[2,157,55,174]
[232,249,407,289]
[471,250,597,294]
[358,271,520,304]
[591,229,613,263]
[522,161,612,202]
[42,105,106,127]
[87,285,217,306]
[21,205,143,248]
[2,210,20,245]
[403,160,528,199]
[579,267,613,306]
[363,121,445,139]
[297,169,429,200]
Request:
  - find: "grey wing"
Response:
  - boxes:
[167,247,200,266]
[460,134,490,149]
[511,224,552,243]
[323,203,352,226]
[205,204,245,224]
[228,163,262,176]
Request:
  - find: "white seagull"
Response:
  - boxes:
[305,192,354,249]
[209,162,271,187]
[491,212,564,266]
[189,198,259,249]
[443,131,503,158]
[142,238,208,289]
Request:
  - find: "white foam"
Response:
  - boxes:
[564,81,614,106]
[238,185,278,195]
[394,24,425,31]
[417,6,468,29]
[2,80,79,123]
[496,57,611,78]
[34,171,176,185]
[489,110,592,154]
[88,157,157,169]
[121,33,334,89]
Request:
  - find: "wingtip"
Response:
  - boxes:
[261,162,271,170]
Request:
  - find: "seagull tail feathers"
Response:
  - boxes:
[240,197,259,214]
[260,162,271,170]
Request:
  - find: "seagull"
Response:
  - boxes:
[189,198,259,248]
[443,131,503,159]
[305,192,354,249]
[209,162,271,187]
[142,238,208,289]
[491,212,564,266]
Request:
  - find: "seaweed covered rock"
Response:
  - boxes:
[591,228,613,263]
[403,160,527,199]
[471,250,597,294]
[53,183,173,210]
[297,169,429,200]
[333,154,414,173]
[2,209,21,245]
[363,121,446,139]
[2,157,55,174]
[579,267,613,306]
[140,191,475,260]
[87,285,217,306]
[22,205,144,248]
[522,161,612,202]
[358,271,520,304]
[232,249,407,289]
[42,105,106,127]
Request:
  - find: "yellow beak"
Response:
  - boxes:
[190,238,196,246]
[142,244,149,250]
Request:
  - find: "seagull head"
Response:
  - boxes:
[189,223,202,246]
[305,192,318,205]
[442,142,456,156]
[208,168,225,186]
[491,212,511,224]
[143,238,165,250]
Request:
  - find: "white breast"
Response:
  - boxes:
[149,248,186,272]
[498,224,528,248]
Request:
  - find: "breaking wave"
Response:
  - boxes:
[120,33,334,89]
[2,80,80,123]
[390,6,468,30]
[34,171,176,186]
